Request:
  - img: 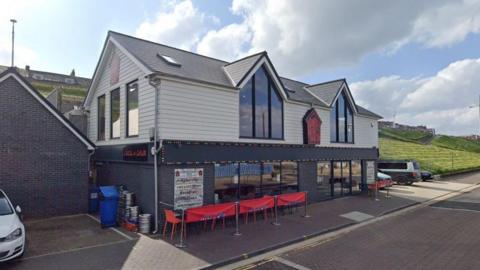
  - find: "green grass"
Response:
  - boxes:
[379,127,433,143]
[431,135,480,153]
[380,138,480,175]
[31,82,87,98]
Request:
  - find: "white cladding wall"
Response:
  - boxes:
[88,46,154,145]
[157,79,378,147]
[87,45,378,148]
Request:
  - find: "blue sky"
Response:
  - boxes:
[2,0,480,135]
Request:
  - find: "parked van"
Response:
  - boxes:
[377,160,421,185]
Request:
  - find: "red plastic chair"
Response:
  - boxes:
[163,209,181,240]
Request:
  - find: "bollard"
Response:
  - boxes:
[385,186,391,199]
[175,209,187,248]
[302,191,311,218]
[271,195,280,226]
[232,202,242,236]
[374,182,380,201]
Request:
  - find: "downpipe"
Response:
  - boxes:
[148,74,162,234]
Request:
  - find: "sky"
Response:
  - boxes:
[2,0,480,136]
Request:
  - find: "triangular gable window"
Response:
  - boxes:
[239,65,283,139]
[330,91,354,143]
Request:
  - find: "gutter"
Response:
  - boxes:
[148,74,162,234]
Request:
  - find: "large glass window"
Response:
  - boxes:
[351,161,362,194]
[317,162,331,199]
[330,92,354,143]
[239,79,253,137]
[281,161,298,193]
[110,88,120,139]
[126,81,139,137]
[239,65,283,139]
[239,163,262,200]
[214,163,239,203]
[97,95,106,141]
[342,161,351,195]
[255,68,269,138]
[262,162,282,196]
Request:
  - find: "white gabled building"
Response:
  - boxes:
[84,31,381,229]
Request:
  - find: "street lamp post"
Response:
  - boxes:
[10,19,17,67]
[468,94,480,139]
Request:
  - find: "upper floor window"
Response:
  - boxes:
[126,81,139,137]
[110,88,120,139]
[330,92,354,143]
[97,95,106,141]
[239,66,283,139]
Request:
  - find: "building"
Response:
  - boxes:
[379,121,436,135]
[84,31,382,228]
[0,68,95,219]
[0,65,91,114]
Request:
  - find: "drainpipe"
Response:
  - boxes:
[148,74,162,234]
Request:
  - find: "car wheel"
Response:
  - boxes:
[406,181,413,185]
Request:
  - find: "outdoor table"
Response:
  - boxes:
[185,202,236,232]
[239,196,275,223]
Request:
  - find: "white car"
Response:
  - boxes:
[0,189,25,262]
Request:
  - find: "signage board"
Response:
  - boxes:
[366,161,376,184]
[123,144,148,161]
[174,168,204,210]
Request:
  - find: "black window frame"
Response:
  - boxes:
[239,66,284,140]
[331,92,354,143]
[97,94,106,141]
[110,88,120,139]
[125,79,139,138]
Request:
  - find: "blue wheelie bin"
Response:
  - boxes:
[99,186,119,228]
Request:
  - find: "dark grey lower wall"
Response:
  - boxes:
[96,162,155,222]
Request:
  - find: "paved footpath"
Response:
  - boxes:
[228,174,480,270]
[4,172,480,270]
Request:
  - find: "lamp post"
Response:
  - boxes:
[468,94,480,139]
[10,19,17,67]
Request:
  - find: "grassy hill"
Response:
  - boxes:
[379,127,480,175]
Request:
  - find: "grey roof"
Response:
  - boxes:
[107,31,382,119]
[357,105,383,119]
[223,52,265,86]
[305,79,345,106]
[0,65,91,87]
[110,31,233,88]
[280,77,328,107]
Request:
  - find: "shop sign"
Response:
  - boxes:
[123,144,148,161]
[366,161,375,184]
[174,168,204,210]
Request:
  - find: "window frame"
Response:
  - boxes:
[97,94,106,141]
[125,79,139,138]
[110,88,120,139]
[331,92,355,144]
[239,66,284,140]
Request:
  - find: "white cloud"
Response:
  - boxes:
[135,0,217,51]
[193,0,480,77]
[351,58,480,135]
[196,23,251,61]
[410,0,480,48]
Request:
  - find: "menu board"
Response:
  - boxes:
[366,161,376,184]
[174,168,204,210]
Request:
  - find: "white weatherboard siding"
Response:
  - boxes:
[88,45,153,145]
[158,79,239,142]
[86,43,378,148]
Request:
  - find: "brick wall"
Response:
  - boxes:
[0,76,89,219]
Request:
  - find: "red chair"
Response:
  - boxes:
[163,209,181,240]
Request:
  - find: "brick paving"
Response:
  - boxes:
[276,188,480,270]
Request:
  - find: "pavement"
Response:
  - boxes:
[2,172,480,270]
[231,175,480,270]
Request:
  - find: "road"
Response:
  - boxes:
[235,181,480,270]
